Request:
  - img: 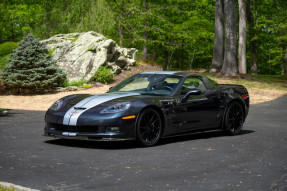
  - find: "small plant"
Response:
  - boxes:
[88,46,93,51]
[48,48,55,56]
[83,84,93,89]
[71,36,79,43]
[59,80,87,87]
[91,66,114,84]
[0,108,8,116]
[0,42,18,57]
[0,55,10,70]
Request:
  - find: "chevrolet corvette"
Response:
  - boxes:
[44,71,249,146]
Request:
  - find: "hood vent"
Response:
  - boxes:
[74,107,86,110]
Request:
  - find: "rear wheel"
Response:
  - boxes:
[136,108,162,147]
[224,102,244,135]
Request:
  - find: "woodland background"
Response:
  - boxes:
[0,0,286,75]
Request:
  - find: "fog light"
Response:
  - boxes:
[106,127,120,133]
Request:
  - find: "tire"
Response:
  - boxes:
[224,102,244,135]
[136,108,162,147]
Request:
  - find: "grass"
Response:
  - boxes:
[71,36,79,43]
[60,80,87,87]
[0,185,15,191]
[48,48,55,56]
[203,73,287,92]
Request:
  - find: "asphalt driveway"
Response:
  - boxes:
[0,95,286,191]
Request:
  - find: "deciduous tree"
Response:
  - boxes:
[222,0,238,75]
[211,0,224,73]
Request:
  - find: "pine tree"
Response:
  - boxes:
[1,34,66,90]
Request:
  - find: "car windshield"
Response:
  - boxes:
[108,74,183,96]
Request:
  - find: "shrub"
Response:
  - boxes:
[83,84,93,89]
[59,79,87,87]
[91,66,114,84]
[0,55,10,70]
[1,34,66,90]
[0,42,18,57]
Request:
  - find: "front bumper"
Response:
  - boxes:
[44,116,137,141]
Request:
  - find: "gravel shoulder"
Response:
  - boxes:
[0,85,110,111]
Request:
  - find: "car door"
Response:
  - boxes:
[172,76,221,132]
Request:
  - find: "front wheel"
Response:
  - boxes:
[136,108,162,147]
[224,102,244,135]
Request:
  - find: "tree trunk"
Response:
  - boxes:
[282,48,287,75]
[268,44,271,75]
[211,0,224,73]
[247,0,258,74]
[163,44,169,70]
[189,48,196,70]
[143,0,148,59]
[222,0,238,75]
[118,24,123,47]
[180,38,184,70]
[238,0,247,74]
[118,0,124,47]
[152,43,157,60]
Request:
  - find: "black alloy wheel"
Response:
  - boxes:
[136,108,162,147]
[224,102,244,135]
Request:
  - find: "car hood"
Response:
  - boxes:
[62,92,140,125]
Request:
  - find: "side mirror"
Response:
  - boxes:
[181,89,201,103]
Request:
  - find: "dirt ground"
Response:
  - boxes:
[0,85,285,111]
[0,62,286,111]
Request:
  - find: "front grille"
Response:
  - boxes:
[50,123,98,133]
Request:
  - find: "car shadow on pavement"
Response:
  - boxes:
[158,129,254,146]
[45,139,139,150]
[45,129,254,150]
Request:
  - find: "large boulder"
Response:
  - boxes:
[41,31,137,82]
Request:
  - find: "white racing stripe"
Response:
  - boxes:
[63,92,140,126]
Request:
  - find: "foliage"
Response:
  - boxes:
[0,184,15,190]
[0,108,9,116]
[246,0,287,74]
[83,84,93,89]
[0,42,18,57]
[0,55,10,70]
[91,66,114,84]
[60,80,87,87]
[0,0,286,75]
[0,34,66,90]
[48,48,55,56]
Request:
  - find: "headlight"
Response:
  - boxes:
[50,99,63,111]
[100,102,131,113]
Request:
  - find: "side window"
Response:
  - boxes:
[181,76,207,94]
[208,78,219,88]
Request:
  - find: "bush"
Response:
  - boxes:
[0,42,18,57]
[1,34,66,90]
[91,66,114,84]
[59,79,87,87]
[0,55,10,70]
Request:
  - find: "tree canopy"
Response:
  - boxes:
[0,0,286,75]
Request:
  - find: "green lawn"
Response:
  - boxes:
[203,73,287,92]
[0,185,15,191]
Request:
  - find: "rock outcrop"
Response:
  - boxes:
[41,31,137,82]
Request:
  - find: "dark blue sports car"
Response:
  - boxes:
[44,71,249,146]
